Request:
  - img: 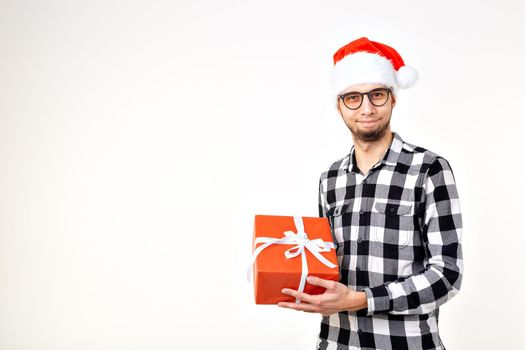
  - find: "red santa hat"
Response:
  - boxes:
[332,37,418,101]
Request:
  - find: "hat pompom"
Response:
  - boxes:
[396,65,419,89]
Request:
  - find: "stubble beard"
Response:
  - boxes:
[350,114,392,142]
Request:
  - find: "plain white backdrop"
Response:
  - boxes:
[1,0,524,349]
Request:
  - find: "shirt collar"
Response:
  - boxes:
[345,132,404,173]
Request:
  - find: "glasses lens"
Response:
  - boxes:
[369,89,389,106]
[342,93,362,109]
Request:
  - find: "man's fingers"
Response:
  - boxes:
[281,288,316,304]
[278,301,318,313]
[306,276,336,289]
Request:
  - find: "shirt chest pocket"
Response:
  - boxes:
[371,202,414,249]
[326,200,354,262]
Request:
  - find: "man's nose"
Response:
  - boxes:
[361,95,376,113]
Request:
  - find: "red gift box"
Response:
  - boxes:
[250,214,340,304]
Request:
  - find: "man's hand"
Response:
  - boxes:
[278,276,368,317]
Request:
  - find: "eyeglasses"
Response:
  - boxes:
[338,88,392,110]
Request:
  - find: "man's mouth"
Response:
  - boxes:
[358,119,378,126]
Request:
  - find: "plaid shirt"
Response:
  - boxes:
[316,132,463,350]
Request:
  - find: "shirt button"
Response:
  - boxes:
[359,209,364,215]
[357,329,363,334]
[356,266,361,271]
[357,237,362,243]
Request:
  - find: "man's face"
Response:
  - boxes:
[337,83,396,142]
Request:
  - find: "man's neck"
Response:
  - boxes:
[352,130,394,176]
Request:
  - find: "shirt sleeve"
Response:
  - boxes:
[362,157,464,316]
[318,175,329,218]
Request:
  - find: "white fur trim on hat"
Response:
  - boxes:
[332,51,397,98]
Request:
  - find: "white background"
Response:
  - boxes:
[1,1,524,349]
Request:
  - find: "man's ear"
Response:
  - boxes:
[336,100,343,115]
[391,94,396,108]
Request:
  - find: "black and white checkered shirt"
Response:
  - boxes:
[316,132,463,350]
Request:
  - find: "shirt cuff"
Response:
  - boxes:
[362,285,392,316]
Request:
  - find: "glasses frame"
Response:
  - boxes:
[338,88,392,110]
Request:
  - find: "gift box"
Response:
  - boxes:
[250,214,340,304]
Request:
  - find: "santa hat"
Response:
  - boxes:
[332,37,418,100]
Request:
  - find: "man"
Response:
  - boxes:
[278,37,463,350]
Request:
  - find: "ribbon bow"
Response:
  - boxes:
[248,216,336,303]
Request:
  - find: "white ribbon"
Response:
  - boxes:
[248,216,336,304]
